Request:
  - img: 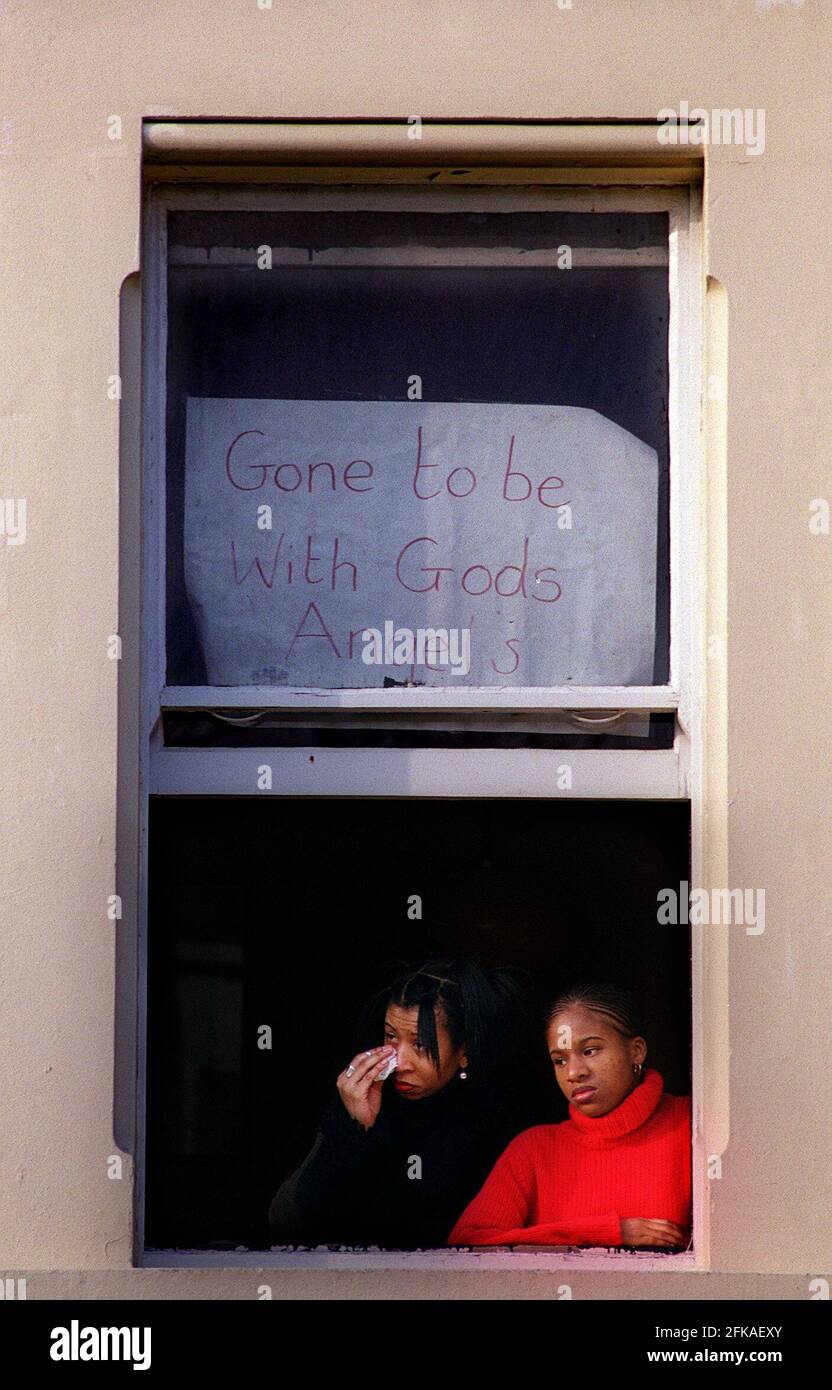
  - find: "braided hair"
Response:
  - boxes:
[544,981,644,1041]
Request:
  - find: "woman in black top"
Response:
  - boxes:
[268,958,536,1249]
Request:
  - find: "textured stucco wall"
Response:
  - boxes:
[1,0,830,1297]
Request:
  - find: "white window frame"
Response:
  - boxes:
[137,179,704,1272]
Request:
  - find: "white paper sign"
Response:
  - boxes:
[183,398,658,687]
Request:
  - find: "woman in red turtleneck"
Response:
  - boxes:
[447,983,691,1249]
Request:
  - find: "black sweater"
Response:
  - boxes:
[269,1079,534,1249]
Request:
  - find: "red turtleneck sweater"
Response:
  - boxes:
[447,1068,690,1247]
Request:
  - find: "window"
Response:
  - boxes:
[139,180,703,1267]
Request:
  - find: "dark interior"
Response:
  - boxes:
[145,795,691,1250]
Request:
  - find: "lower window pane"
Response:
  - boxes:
[146,796,691,1250]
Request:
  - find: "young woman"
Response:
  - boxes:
[447,983,691,1249]
[268,958,537,1249]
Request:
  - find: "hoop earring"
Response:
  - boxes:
[633,1062,643,1076]
[458,1069,468,1080]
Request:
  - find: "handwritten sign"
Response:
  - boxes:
[183,398,658,687]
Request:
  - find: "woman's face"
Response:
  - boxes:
[383,1002,467,1100]
[546,1004,647,1118]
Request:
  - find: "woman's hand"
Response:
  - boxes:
[619,1218,689,1249]
[337,1046,396,1131]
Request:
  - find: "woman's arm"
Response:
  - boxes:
[268,1132,325,1241]
[450,1212,623,1247]
[447,1130,622,1248]
[268,1095,392,1243]
[269,1046,399,1243]
[447,1132,539,1244]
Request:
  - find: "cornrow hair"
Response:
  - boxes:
[544,982,644,1040]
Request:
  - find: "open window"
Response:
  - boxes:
[139,179,703,1268]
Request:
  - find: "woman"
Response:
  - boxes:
[268,958,537,1249]
[447,982,691,1249]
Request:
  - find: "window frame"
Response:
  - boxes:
[137,177,705,1271]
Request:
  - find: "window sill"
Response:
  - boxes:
[143,1246,699,1273]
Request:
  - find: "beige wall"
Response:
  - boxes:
[1,0,830,1298]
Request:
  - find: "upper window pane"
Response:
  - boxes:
[165,208,669,689]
